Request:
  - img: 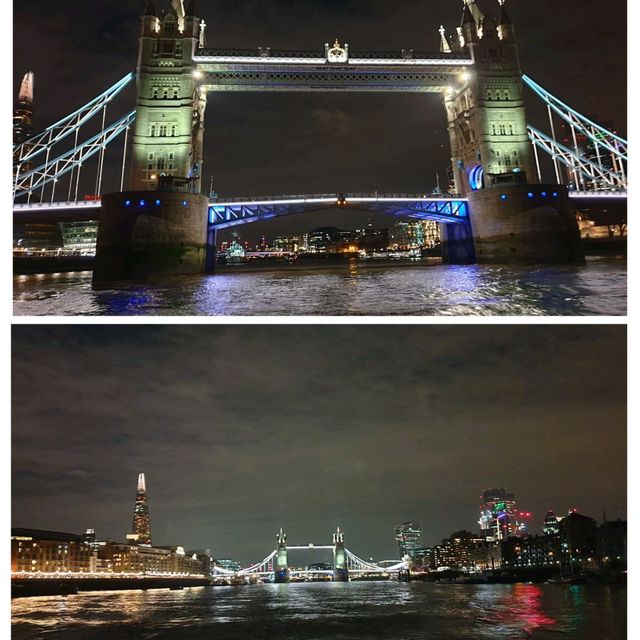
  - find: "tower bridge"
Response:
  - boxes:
[12,0,627,280]
[212,528,407,583]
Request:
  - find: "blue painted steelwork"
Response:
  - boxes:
[208,194,469,230]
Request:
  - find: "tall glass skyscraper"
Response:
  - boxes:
[395,521,423,558]
[478,488,525,540]
[130,473,152,545]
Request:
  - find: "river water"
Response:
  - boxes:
[11,582,626,639]
[13,257,626,316]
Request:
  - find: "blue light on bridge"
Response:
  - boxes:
[500,193,508,201]
[541,191,548,198]
[468,165,484,191]
[139,199,146,207]
[552,192,559,198]
[125,199,131,207]
[527,192,534,199]
[182,200,188,207]
[155,199,161,206]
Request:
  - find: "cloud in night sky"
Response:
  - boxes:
[12,325,626,563]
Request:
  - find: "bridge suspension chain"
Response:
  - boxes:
[523,74,627,190]
[14,110,136,201]
[527,125,626,191]
[13,72,135,168]
[237,550,277,575]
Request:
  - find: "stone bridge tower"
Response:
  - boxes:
[445,0,536,194]
[94,0,212,281]
[130,0,206,192]
[275,528,289,583]
[440,0,581,265]
[333,527,348,582]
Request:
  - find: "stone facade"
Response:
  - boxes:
[130,1,206,192]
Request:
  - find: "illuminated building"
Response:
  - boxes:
[13,71,34,171]
[388,221,440,250]
[61,222,99,255]
[478,488,528,540]
[543,509,563,535]
[97,542,204,576]
[11,528,96,574]
[273,236,301,252]
[394,521,423,558]
[429,530,484,571]
[215,558,242,572]
[128,473,152,545]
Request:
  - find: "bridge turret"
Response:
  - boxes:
[497,0,515,41]
[460,1,478,45]
[438,26,452,54]
[141,1,159,37]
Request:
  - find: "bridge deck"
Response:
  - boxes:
[12,192,626,225]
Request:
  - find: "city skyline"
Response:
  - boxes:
[12,325,626,563]
[12,0,626,242]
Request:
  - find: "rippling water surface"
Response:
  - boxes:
[13,257,626,316]
[11,582,626,640]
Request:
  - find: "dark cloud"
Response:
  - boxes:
[13,0,626,242]
[12,325,626,563]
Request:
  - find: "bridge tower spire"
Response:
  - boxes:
[275,528,289,583]
[332,527,348,582]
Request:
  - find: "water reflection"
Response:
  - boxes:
[13,257,626,316]
[12,582,626,640]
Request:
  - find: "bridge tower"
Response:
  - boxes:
[446,0,536,194]
[332,527,349,582]
[275,528,289,583]
[129,0,206,192]
[441,0,582,265]
[93,0,212,281]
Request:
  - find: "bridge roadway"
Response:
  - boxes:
[12,192,626,226]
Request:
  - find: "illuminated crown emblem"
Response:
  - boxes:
[326,38,349,63]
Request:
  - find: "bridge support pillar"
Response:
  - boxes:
[274,529,289,583]
[93,188,209,281]
[205,226,217,273]
[440,220,476,265]
[467,184,583,264]
[332,527,349,582]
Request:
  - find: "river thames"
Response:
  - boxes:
[11,582,626,639]
[13,256,626,316]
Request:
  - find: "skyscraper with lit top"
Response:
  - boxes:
[129,473,152,545]
[13,71,34,172]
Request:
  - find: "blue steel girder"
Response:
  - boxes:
[209,196,469,230]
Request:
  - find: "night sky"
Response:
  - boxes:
[12,325,626,564]
[12,0,627,242]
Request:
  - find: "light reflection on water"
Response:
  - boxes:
[11,582,626,640]
[13,257,626,316]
